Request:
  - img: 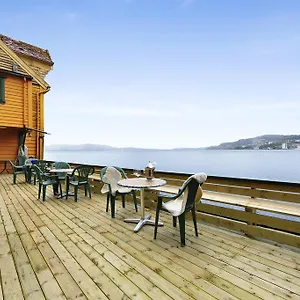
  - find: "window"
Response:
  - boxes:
[0,77,5,104]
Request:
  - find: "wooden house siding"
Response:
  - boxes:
[27,85,40,158]
[0,45,27,76]
[0,75,26,127]
[0,127,19,160]
[20,56,52,79]
[0,35,52,160]
[0,76,44,159]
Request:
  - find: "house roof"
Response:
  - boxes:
[0,34,54,66]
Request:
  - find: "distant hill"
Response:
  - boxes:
[207,135,300,150]
[45,135,300,151]
[45,144,205,151]
[45,144,114,151]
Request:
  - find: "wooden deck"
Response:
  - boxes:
[1,174,300,300]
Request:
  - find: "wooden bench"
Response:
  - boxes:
[146,177,300,248]
[201,190,300,218]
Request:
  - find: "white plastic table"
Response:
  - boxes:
[118,177,166,232]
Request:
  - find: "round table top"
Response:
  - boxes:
[49,168,74,173]
[118,177,166,188]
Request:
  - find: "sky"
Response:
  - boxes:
[1,0,300,149]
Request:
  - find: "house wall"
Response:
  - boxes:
[20,55,52,79]
[0,45,27,76]
[0,127,19,160]
[0,73,43,160]
[0,74,27,127]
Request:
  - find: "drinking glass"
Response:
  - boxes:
[133,169,142,178]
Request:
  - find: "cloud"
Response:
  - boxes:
[64,12,78,21]
[179,0,196,7]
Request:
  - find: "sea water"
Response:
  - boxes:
[45,149,300,183]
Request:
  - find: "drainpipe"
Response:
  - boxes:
[37,87,50,159]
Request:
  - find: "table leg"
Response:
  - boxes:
[124,187,164,232]
[56,177,74,199]
[0,161,9,174]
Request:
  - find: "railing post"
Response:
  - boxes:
[245,187,257,238]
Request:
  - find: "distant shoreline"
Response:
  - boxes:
[45,148,300,152]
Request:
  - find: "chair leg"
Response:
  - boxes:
[132,191,138,212]
[88,184,91,198]
[38,183,42,199]
[42,185,46,202]
[84,184,87,196]
[154,197,162,240]
[59,183,63,198]
[13,173,16,184]
[178,213,186,247]
[110,195,116,218]
[121,195,125,208]
[66,182,69,200]
[106,193,110,212]
[34,174,36,185]
[74,186,78,202]
[192,207,198,237]
[173,216,177,227]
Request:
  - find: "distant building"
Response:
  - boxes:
[282,142,288,150]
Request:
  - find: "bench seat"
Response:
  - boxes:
[202,191,300,218]
[89,174,100,180]
[149,185,300,218]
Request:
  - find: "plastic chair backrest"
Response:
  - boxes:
[36,160,48,172]
[52,161,71,169]
[100,166,127,193]
[72,165,94,182]
[31,165,45,183]
[17,155,27,166]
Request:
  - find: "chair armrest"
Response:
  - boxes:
[66,174,75,180]
[158,192,179,200]
[158,186,185,200]
[15,165,25,170]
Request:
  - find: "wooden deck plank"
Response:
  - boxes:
[0,198,24,300]
[61,197,263,300]
[1,189,66,300]
[103,202,300,299]
[0,270,3,300]
[0,183,42,300]
[18,180,154,300]
[43,202,193,300]
[1,174,300,300]
[54,190,300,296]
[4,179,88,300]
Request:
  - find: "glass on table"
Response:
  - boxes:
[133,169,142,178]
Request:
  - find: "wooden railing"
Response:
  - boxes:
[45,160,300,248]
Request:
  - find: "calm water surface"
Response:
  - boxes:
[45,149,300,183]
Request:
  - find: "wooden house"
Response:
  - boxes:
[0,34,53,162]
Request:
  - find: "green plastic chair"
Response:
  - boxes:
[50,161,71,195]
[24,158,37,184]
[9,155,27,184]
[51,161,71,180]
[66,165,94,202]
[154,173,207,247]
[27,159,49,185]
[100,166,138,218]
[35,160,49,172]
[31,165,62,201]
